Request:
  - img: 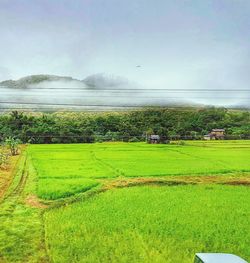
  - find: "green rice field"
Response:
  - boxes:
[28,141,250,199]
[0,141,250,262]
[45,185,250,263]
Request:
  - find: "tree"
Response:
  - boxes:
[0,108,249,144]
[5,137,21,156]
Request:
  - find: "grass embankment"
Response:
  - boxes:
[45,185,250,263]
[0,154,20,200]
[0,152,48,262]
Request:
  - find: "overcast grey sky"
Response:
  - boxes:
[0,0,250,92]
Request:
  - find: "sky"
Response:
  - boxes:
[0,0,250,106]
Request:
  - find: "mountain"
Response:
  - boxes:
[0,74,79,88]
[0,73,131,89]
[83,73,129,89]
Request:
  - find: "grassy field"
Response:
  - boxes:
[0,141,250,262]
[45,185,250,263]
[28,141,250,199]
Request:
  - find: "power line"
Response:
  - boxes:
[0,102,144,108]
[0,107,249,112]
[0,98,249,107]
[0,134,249,139]
[0,106,147,112]
[0,95,249,99]
[1,87,250,91]
[0,102,249,112]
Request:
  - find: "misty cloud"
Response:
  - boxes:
[0,67,11,81]
[0,0,250,109]
[0,74,248,110]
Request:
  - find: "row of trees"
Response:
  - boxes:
[0,107,249,144]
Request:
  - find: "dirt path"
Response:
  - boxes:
[0,152,50,263]
[26,194,48,209]
[11,158,28,196]
[35,174,250,211]
[0,154,21,201]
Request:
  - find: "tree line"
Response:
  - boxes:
[0,107,249,144]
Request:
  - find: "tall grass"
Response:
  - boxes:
[45,185,250,263]
[38,178,98,200]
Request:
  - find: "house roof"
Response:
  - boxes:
[212,129,225,132]
[150,135,160,139]
[195,253,247,263]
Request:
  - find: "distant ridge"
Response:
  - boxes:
[0,73,131,89]
[83,73,129,89]
[0,74,80,88]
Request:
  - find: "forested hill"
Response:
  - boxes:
[0,107,249,143]
[0,73,128,89]
[0,75,79,88]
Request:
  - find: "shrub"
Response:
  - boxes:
[5,137,21,156]
[129,137,140,142]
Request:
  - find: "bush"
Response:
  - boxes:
[129,137,140,142]
[170,140,185,145]
[5,137,21,156]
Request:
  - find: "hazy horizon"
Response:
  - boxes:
[0,0,250,108]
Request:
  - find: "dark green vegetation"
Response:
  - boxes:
[0,107,249,143]
[0,142,249,262]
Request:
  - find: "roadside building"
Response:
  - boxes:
[203,134,211,140]
[204,129,225,140]
[148,134,160,144]
[211,129,225,139]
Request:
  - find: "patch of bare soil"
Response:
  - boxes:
[26,195,48,209]
[101,175,250,191]
[223,180,250,186]
[102,177,191,190]
[46,175,250,209]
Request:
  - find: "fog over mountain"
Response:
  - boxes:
[0,74,187,110]
[83,74,131,89]
[1,1,250,110]
[0,73,249,111]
